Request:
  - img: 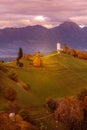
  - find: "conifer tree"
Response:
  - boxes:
[17,48,23,61]
[16,48,23,67]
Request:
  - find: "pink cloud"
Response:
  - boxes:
[0,0,87,28]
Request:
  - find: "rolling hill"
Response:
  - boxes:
[0,51,87,130]
[2,51,87,106]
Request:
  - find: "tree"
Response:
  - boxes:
[16,48,23,67]
[17,48,23,61]
[77,88,87,101]
[46,97,58,112]
[33,52,42,67]
[55,97,83,130]
[63,44,70,54]
[68,49,78,57]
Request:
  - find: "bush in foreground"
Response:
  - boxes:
[77,88,87,101]
[5,88,17,101]
[8,69,19,82]
[55,97,83,130]
[0,111,38,130]
[46,97,58,112]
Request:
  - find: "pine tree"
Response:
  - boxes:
[17,48,23,61]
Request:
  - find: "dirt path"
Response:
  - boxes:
[33,113,54,121]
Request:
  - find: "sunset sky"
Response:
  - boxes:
[0,0,87,28]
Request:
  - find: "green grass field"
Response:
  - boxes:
[1,51,87,130]
[5,51,87,106]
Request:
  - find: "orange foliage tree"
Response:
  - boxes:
[33,52,42,67]
[55,97,83,130]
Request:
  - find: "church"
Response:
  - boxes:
[57,41,62,53]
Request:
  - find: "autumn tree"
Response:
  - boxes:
[33,52,42,67]
[55,97,83,130]
[46,97,58,112]
[18,107,33,123]
[83,96,87,121]
[77,88,87,101]
[68,49,78,57]
[63,44,70,54]
[77,89,87,129]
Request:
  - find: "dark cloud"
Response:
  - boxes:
[0,0,87,28]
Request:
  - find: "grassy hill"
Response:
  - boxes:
[4,51,87,105]
[1,51,87,130]
[18,52,87,102]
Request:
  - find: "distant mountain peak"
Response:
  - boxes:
[59,21,80,29]
[27,24,47,28]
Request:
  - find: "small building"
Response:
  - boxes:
[57,41,62,53]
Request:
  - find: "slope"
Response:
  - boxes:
[8,51,87,105]
[1,52,87,130]
[0,65,42,111]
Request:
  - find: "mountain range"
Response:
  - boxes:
[0,21,87,58]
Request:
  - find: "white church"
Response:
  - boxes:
[57,41,62,53]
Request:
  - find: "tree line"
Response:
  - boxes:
[63,44,87,60]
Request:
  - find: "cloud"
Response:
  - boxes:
[70,16,87,26]
[0,0,87,28]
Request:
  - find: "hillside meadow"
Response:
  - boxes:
[0,51,87,130]
[4,51,87,105]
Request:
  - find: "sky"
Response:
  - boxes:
[0,0,87,28]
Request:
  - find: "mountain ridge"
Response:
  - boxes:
[0,21,87,56]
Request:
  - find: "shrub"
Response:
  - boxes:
[77,88,87,101]
[22,83,31,91]
[16,61,23,67]
[17,121,38,130]
[33,57,42,67]
[8,69,19,82]
[18,107,32,123]
[78,52,87,60]
[0,112,19,130]
[33,52,43,67]
[46,97,58,112]
[63,44,70,54]
[17,48,23,61]
[0,112,9,124]
[55,97,83,130]
[15,114,23,122]
[69,49,79,57]
[4,100,19,113]
[0,111,38,130]
[5,88,17,101]
[82,96,87,125]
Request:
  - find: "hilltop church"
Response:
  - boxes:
[57,41,62,53]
